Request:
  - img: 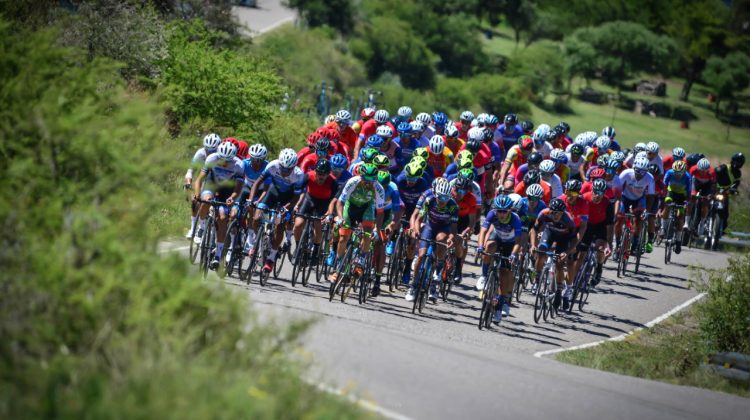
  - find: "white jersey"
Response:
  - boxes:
[535,141,553,159]
[649,155,664,175]
[186,147,213,179]
[566,153,587,175]
[260,160,304,193]
[619,168,655,201]
[606,174,624,196]
[545,174,563,197]
[338,176,385,209]
[201,153,243,189]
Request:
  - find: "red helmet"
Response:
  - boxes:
[520,137,534,151]
[589,167,606,179]
[361,107,375,119]
[236,140,249,159]
[322,126,340,141]
[224,137,240,149]
[306,132,322,146]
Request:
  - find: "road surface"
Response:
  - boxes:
[162,238,749,419]
[232,0,296,36]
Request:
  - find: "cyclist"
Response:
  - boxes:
[416,112,434,137]
[532,125,554,158]
[185,133,222,239]
[559,179,589,310]
[616,157,655,253]
[601,126,621,151]
[329,110,357,157]
[475,195,522,324]
[426,135,454,177]
[405,179,458,303]
[499,135,535,190]
[662,147,686,174]
[299,137,334,172]
[553,122,573,148]
[394,121,422,163]
[645,142,664,176]
[449,174,480,284]
[349,146,380,175]
[530,198,577,310]
[236,140,249,160]
[192,142,244,270]
[330,163,385,282]
[512,151,543,185]
[355,109,390,157]
[353,107,375,135]
[521,120,534,136]
[567,144,588,181]
[540,159,563,197]
[580,179,614,286]
[237,144,271,256]
[662,160,691,254]
[515,170,552,204]
[444,124,465,156]
[497,113,524,152]
[247,148,304,273]
[293,159,337,263]
[648,163,666,250]
[687,158,716,235]
[550,149,571,185]
[459,128,493,197]
[395,105,413,125]
[431,111,449,136]
[371,125,403,175]
[372,170,403,297]
[454,110,475,141]
[714,152,744,235]
[590,135,612,164]
[393,161,430,283]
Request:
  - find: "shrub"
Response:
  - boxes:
[285,0,355,35]
[434,78,476,115]
[468,74,531,115]
[695,253,750,354]
[506,40,565,102]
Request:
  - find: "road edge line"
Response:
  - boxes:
[533,292,706,358]
[311,381,415,420]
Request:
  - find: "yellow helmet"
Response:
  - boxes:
[672,160,687,173]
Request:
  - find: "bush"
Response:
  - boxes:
[434,78,475,115]
[286,0,355,35]
[695,253,750,354]
[0,19,361,418]
[506,40,565,102]
[467,74,531,115]
[162,20,284,133]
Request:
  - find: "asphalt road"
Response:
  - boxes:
[163,237,749,419]
[232,0,296,36]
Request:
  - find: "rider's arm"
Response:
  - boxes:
[193,170,207,198]
[248,172,266,203]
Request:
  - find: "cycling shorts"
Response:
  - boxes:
[579,223,608,250]
[538,229,572,254]
[201,186,233,214]
[692,182,712,197]
[382,209,393,226]
[620,196,646,214]
[419,223,450,249]
[666,192,687,206]
[486,241,514,270]
[457,215,472,234]
[261,184,295,210]
[342,201,375,229]
[298,196,329,217]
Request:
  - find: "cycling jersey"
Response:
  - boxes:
[581,178,620,201]
[395,173,429,214]
[533,208,576,238]
[298,153,326,173]
[534,141,553,159]
[445,137,465,156]
[325,122,358,154]
[504,145,528,170]
[619,169,655,201]
[426,149,454,177]
[482,210,523,243]
[513,163,531,182]
[453,121,470,140]
[555,164,570,184]
[715,164,741,189]
[496,124,524,151]
[661,155,683,173]
[241,159,269,192]
[566,154,587,177]
[664,169,692,196]
[525,199,547,224]
[453,190,479,217]
[358,119,379,141]
[449,177,482,209]
[544,174,563,198]
[395,136,428,163]
[259,160,305,193]
[202,153,244,189]
[514,180,552,204]
[583,192,613,226]
[559,194,589,228]
[186,147,212,180]
[301,170,337,200]
[416,191,459,227]
[382,181,403,212]
[380,141,403,173]
[338,176,385,209]
[333,168,353,190]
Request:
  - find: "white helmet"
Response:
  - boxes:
[445,124,459,138]
[526,183,544,199]
[374,109,390,123]
[636,151,649,160]
[584,131,598,147]
[468,127,485,142]
[416,112,431,125]
[470,118,478,128]
[672,147,686,159]
[376,125,393,138]
[540,159,556,174]
[397,106,413,118]
[278,148,298,169]
[697,158,711,171]
[460,110,475,122]
[434,178,451,196]
[574,133,589,147]
[633,157,649,171]
[410,120,425,132]
[248,143,268,160]
[203,133,222,150]
[532,125,549,143]
[645,141,660,153]
[595,135,612,150]
[334,109,351,123]
[476,113,489,125]
[634,142,646,153]
[217,141,237,160]
[602,126,616,138]
[324,114,335,124]
[428,135,445,154]
[508,193,523,211]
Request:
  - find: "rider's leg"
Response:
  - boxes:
[293,215,305,244]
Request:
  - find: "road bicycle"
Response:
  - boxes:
[533,248,562,323]
[194,199,227,279]
[385,219,410,293]
[569,244,597,313]
[683,194,709,248]
[439,246,458,302]
[313,217,333,283]
[477,250,512,330]
[411,239,450,315]
[704,188,734,251]
[509,241,532,305]
[634,212,650,274]
[329,227,371,304]
[222,200,252,280]
[662,202,686,265]
[291,214,324,287]
[241,205,285,286]
[614,212,637,278]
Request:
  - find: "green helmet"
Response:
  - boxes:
[373,154,390,169]
[377,170,391,186]
[457,150,473,162]
[404,161,424,178]
[411,156,428,170]
[361,148,379,164]
[596,154,609,167]
[458,158,473,170]
[360,163,378,181]
[458,168,475,181]
[412,147,429,161]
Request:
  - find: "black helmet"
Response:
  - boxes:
[521,120,534,132]
[315,158,331,174]
[504,113,518,125]
[592,178,607,195]
[524,169,541,185]
[565,179,582,193]
[732,152,745,168]
[453,176,471,191]
[527,152,543,165]
[570,144,584,155]
[544,130,557,142]
[647,163,660,175]
[558,121,570,133]
[466,138,482,153]
[686,153,705,167]
[482,127,494,142]
[315,138,331,152]
[549,198,566,212]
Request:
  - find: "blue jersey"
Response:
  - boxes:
[396,173,429,212]
[241,159,269,191]
[496,124,524,152]
[444,163,478,182]
[487,141,503,164]
[416,191,459,227]
[664,169,692,195]
[610,140,621,152]
[334,169,353,190]
[482,210,523,243]
[395,136,428,164]
[259,160,304,193]
[382,181,403,212]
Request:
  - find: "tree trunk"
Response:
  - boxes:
[680,77,694,102]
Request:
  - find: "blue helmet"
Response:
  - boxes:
[493,195,513,210]
[397,122,412,135]
[485,114,499,125]
[330,153,348,170]
[366,135,384,148]
[432,112,448,126]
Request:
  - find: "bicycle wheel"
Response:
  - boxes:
[291,222,310,287]
[341,248,359,303]
[242,225,262,284]
[418,260,434,314]
[618,229,631,277]
[663,217,673,265]
[188,218,201,264]
[533,267,549,323]
[578,257,594,312]
[258,236,271,287]
[316,224,331,283]
[200,219,216,279]
[411,259,426,314]
[273,238,288,280]
[229,226,247,279]
[710,213,721,251]
[546,282,557,320]
[634,225,646,274]
[386,232,404,292]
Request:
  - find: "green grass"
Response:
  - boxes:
[557,310,750,398]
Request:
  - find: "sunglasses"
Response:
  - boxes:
[635,169,646,175]
[406,176,420,183]
[551,210,563,216]
[566,191,579,197]
[528,196,540,202]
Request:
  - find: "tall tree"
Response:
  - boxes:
[703,52,750,115]
[285,0,354,35]
[503,0,535,46]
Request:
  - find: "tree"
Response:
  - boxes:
[702,52,750,115]
[506,40,565,101]
[285,0,354,35]
[503,0,535,46]
[562,36,597,89]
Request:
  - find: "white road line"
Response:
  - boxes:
[533,292,706,358]
[313,382,415,420]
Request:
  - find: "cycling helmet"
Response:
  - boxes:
[589,167,606,179]
[524,170,541,185]
[324,114,335,124]
[544,129,558,143]
[606,159,621,170]
[278,148,298,168]
[645,141,660,154]
[225,137,240,149]
[596,155,609,167]
[508,193,523,211]
[493,195,513,210]
[697,158,711,171]
[468,126,485,142]
[528,152,544,165]
[457,150,473,162]
[429,135,445,154]
[412,156,427,170]
[558,121,571,134]
[366,135,384,148]
[413,147,429,161]
[445,124,459,138]
[686,153,705,167]
[377,170,391,186]
[248,143,268,160]
[361,108,375,119]
[550,148,567,164]
[396,123,412,137]
[203,133,222,150]
[633,157,650,171]
[335,109,351,123]
[532,125,550,144]
[732,152,745,168]
[217,141,237,160]
[602,126,616,138]
[526,183,544,199]
[611,151,626,162]
[671,160,686,173]
[485,114,499,126]
[476,113,489,125]
[410,120,425,133]
[565,179,582,193]
[431,176,447,191]
[416,112,431,125]
[634,142,646,153]
[458,159,473,170]
[361,147,380,163]
[519,135,534,151]
[595,135,612,150]
[482,127,494,142]
[592,178,607,195]
[434,178,452,198]
[315,137,331,153]
[432,112,448,126]
[647,163,660,175]
[360,163,379,181]
[504,113,518,125]
[636,151,649,160]
[465,138,482,153]
[584,131,599,147]
[460,110,475,123]
[236,141,249,159]
[672,147,686,160]
[373,154,390,169]
[374,125,392,138]
[453,176,472,191]
[539,160,556,174]
[330,153,348,169]
[404,161,424,178]
[570,144,584,156]
[458,168,475,181]
[374,109,390,124]
[549,198,566,212]
[398,106,413,119]
[521,120,534,133]
[573,133,588,147]
[306,131,322,146]
[315,159,331,174]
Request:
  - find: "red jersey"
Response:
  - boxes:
[304,170,337,200]
[515,180,552,204]
[297,148,335,167]
[689,165,716,185]
[559,194,589,228]
[455,191,479,217]
[454,121,470,141]
[662,155,683,173]
[359,119,379,141]
[581,180,618,201]
[326,122,357,155]
[583,192,611,225]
